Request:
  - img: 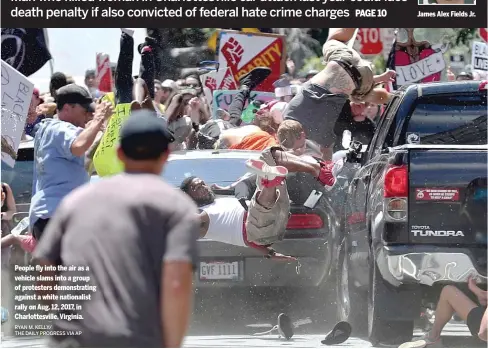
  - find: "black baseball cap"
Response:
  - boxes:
[120,110,175,160]
[56,84,96,112]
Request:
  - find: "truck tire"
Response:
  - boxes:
[367,260,417,346]
[336,245,368,337]
[336,243,367,336]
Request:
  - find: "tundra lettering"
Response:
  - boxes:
[411,230,465,237]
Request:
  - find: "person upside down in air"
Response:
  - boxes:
[180,144,341,261]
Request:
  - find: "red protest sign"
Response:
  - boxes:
[355,28,383,56]
[217,30,286,92]
[480,28,488,43]
[96,53,113,93]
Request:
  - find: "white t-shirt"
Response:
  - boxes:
[201,197,246,247]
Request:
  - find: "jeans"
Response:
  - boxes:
[228,89,250,127]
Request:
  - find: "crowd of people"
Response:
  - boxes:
[0,27,486,347]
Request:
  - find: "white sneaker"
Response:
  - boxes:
[245,159,288,190]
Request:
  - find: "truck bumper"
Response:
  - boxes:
[194,238,331,288]
[376,245,487,287]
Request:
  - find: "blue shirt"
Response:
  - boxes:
[29,119,89,227]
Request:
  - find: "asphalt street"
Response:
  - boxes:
[1,288,484,348]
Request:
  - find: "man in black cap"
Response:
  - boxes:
[33,110,200,348]
[29,84,113,242]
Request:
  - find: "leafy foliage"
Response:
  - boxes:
[455,28,477,46]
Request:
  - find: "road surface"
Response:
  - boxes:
[1,288,484,348]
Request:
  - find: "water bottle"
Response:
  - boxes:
[341,130,352,150]
[11,217,29,236]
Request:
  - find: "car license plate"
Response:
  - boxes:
[199,261,239,281]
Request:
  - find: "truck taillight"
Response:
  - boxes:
[286,214,323,229]
[384,165,408,198]
[384,165,408,221]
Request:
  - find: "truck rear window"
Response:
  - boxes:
[406,94,487,145]
[163,156,256,187]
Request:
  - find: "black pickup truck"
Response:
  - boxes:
[335,80,488,345]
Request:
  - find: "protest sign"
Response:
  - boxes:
[472,41,487,76]
[216,30,286,92]
[199,70,218,106]
[480,28,488,43]
[92,102,131,177]
[353,28,383,56]
[96,53,113,93]
[212,89,275,119]
[393,29,448,86]
[1,60,33,168]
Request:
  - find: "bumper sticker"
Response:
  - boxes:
[406,132,421,144]
[415,188,460,201]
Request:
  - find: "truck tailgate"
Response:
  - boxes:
[409,148,487,245]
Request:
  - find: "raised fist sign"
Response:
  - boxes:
[221,37,244,67]
[205,76,217,91]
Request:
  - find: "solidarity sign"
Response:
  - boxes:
[216,30,286,93]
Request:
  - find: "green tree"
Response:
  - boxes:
[272,28,323,73]
[148,28,212,80]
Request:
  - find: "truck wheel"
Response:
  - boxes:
[367,261,416,346]
[336,243,367,336]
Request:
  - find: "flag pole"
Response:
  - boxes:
[43,28,54,76]
[49,60,54,76]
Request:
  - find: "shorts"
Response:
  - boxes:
[32,218,50,241]
[467,306,486,337]
[245,147,291,246]
[284,82,348,148]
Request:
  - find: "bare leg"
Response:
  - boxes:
[429,285,477,340]
[255,188,278,209]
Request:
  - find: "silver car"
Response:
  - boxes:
[4,144,338,289]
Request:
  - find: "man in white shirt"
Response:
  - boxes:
[180,146,340,260]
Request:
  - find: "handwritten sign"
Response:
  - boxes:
[92,102,130,177]
[472,41,488,76]
[396,50,445,86]
[212,90,275,119]
[1,60,33,168]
